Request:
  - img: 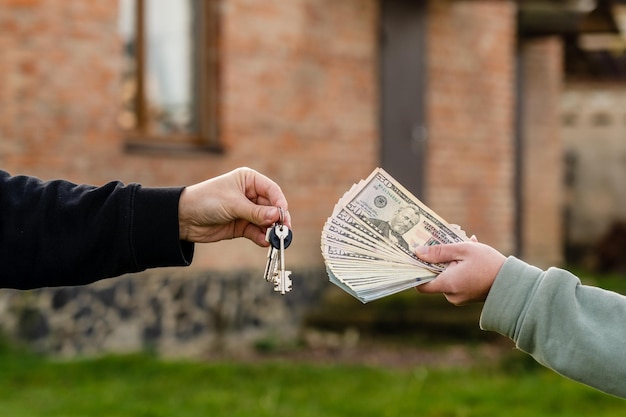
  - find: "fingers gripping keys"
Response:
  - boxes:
[263,210,293,295]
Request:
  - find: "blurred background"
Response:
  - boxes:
[1,0,626,409]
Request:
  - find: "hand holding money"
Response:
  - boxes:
[415,241,506,305]
[321,168,469,303]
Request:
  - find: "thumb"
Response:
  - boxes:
[416,276,449,295]
[415,243,464,264]
[241,203,281,228]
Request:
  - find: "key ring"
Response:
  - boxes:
[278,207,285,225]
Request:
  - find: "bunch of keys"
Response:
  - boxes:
[263,207,293,294]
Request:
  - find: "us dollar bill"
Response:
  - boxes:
[321,167,469,303]
[342,168,468,272]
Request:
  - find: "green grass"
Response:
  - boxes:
[573,268,626,295]
[0,345,623,417]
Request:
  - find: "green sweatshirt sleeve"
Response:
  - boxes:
[480,256,626,398]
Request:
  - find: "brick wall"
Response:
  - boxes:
[520,37,564,268]
[0,0,564,271]
[426,0,517,254]
[208,0,379,269]
[0,1,123,176]
[0,0,380,355]
[0,0,379,274]
[0,0,568,355]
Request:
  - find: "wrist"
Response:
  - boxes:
[178,187,190,241]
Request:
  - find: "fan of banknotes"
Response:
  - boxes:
[321,168,469,303]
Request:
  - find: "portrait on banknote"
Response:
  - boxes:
[321,168,470,303]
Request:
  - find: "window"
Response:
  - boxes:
[118,0,220,152]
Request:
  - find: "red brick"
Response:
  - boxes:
[0,0,562,270]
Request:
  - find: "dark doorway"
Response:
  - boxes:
[379,0,427,198]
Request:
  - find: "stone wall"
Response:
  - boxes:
[0,268,328,358]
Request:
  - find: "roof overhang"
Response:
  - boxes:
[518,0,620,36]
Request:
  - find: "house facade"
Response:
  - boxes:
[0,0,587,355]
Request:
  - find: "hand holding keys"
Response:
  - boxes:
[263,207,293,294]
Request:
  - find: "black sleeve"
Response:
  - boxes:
[0,170,194,289]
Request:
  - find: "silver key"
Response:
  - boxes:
[264,245,279,283]
[274,224,292,294]
[264,227,279,282]
[263,226,278,282]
